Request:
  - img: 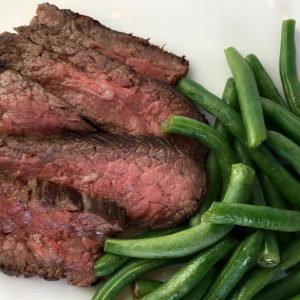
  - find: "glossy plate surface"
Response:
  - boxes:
[0,0,300,299]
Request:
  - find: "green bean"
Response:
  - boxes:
[104,164,254,258]
[225,47,267,148]
[163,116,236,186]
[202,202,300,232]
[280,19,300,117]
[260,173,292,243]
[258,231,280,268]
[133,269,217,300]
[181,269,216,300]
[230,239,300,300]
[233,140,255,169]
[260,173,287,209]
[215,77,239,140]
[189,151,221,227]
[141,237,237,300]
[94,227,185,277]
[177,77,300,208]
[92,258,176,300]
[261,97,300,145]
[246,54,286,106]
[133,280,162,299]
[189,78,237,227]
[203,232,263,300]
[254,269,300,300]
[267,130,300,174]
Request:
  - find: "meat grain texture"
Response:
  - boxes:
[29,3,189,84]
[0,176,124,286]
[0,134,205,229]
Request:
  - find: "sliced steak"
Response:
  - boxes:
[0,32,206,157]
[0,70,93,136]
[0,133,205,228]
[0,176,124,286]
[28,3,188,84]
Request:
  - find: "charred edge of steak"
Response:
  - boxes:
[28,3,189,84]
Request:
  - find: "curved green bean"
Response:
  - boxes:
[177,77,300,208]
[163,116,236,186]
[230,239,300,300]
[189,151,221,227]
[202,202,300,232]
[141,237,237,300]
[104,164,254,258]
[189,78,237,227]
[92,258,175,300]
[267,130,300,174]
[204,232,263,300]
[225,47,267,148]
[261,97,300,145]
[280,19,300,117]
[254,269,300,300]
[246,54,286,106]
[95,227,185,277]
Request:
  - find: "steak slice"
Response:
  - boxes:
[0,133,205,228]
[28,3,188,84]
[0,32,206,157]
[0,176,124,286]
[0,70,94,136]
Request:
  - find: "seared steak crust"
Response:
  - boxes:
[29,3,189,84]
[0,32,206,157]
[0,133,205,228]
[0,176,124,286]
[0,70,93,136]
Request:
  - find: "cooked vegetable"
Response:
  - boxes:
[267,130,300,174]
[141,237,237,300]
[94,227,184,277]
[203,232,263,300]
[202,202,300,232]
[104,164,254,258]
[261,97,300,145]
[230,239,300,300]
[163,115,236,186]
[92,258,176,300]
[177,77,300,208]
[225,47,267,148]
[258,232,280,268]
[181,269,217,300]
[246,54,286,106]
[189,151,221,226]
[280,19,300,117]
[189,78,238,226]
[133,280,162,299]
[286,294,300,300]
[260,173,287,209]
[134,269,217,299]
[254,269,300,300]
[233,140,255,169]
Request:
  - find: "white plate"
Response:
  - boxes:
[1,0,300,299]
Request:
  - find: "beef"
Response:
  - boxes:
[0,133,205,228]
[0,176,124,286]
[0,32,206,157]
[28,3,188,84]
[0,70,94,136]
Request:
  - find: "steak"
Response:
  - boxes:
[0,175,124,286]
[28,3,188,84]
[0,133,205,228]
[0,32,206,157]
[0,69,94,136]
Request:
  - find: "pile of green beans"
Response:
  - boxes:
[91,18,300,300]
